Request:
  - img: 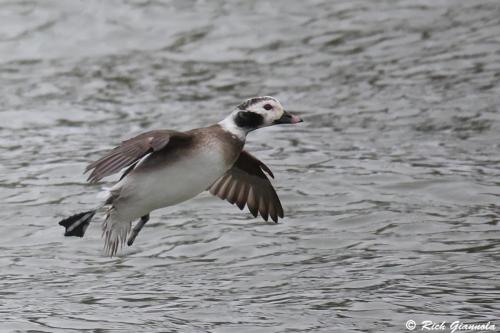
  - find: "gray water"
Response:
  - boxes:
[1,0,500,332]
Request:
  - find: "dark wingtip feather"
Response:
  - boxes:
[219,175,233,197]
[235,183,249,210]
[226,181,239,204]
[268,203,277,223]
[259,162,274,178]
[247,187,259,217]
[86,174,97,183]
[236,201,246,210]
[278,206,284,218]
[258,195,269,221]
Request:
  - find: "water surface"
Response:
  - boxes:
[1,0,499,332]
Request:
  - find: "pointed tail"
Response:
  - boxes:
[58,210,96,237]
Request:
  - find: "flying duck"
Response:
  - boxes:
[59,96,303,256]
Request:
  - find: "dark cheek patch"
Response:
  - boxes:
[234,111,264,128]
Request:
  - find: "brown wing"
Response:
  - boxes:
[208,151,284,223]
[85,130,190,183]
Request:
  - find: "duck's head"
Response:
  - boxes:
[220,96,303,139]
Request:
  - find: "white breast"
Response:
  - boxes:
[111,147,228,220]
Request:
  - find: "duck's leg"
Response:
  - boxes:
[127,214,150,246]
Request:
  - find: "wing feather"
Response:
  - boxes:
[208,151,283,223]
[85,130,190,183]
[236,182,249,210]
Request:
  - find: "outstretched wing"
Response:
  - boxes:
[85,130,190,183]
[208,151,284,222]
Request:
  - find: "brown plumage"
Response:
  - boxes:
[208,150,284,223]
[85,130,191,183]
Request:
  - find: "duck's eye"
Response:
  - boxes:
[263,104,273,110]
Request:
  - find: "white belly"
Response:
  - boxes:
[111,149,227,220]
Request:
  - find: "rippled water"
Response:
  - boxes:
[1,0,500,331]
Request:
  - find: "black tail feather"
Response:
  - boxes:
[58,210,96,237]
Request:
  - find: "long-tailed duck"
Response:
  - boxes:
[59,96,303,256]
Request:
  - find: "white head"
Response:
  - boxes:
[219,96,303,140]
